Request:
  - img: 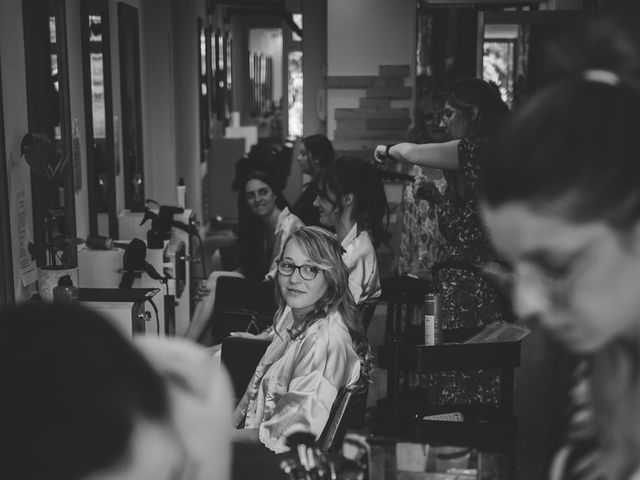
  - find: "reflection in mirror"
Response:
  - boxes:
[199,18,211,165]
[22,0,76,267]
[288,50,302,137]
[212,28,232,123]
[481,10,591,108]
[81,0,117,237]
[288,13,302,137]
[247,28,281,136]
[483,24,518,107]
[198,18,213,222]
[118,3,145,212]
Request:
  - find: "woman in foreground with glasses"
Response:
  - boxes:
[480,59,640,478]
[231,226,372,452]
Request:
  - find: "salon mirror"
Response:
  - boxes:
[118,3,145,213]
[81,0,118,237]
[208,0,302,137]
[22,0,76,267]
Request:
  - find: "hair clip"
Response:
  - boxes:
[582,69,621,87]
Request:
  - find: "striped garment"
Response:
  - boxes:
[550,360,605,480]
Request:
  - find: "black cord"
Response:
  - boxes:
[148,297,160,336]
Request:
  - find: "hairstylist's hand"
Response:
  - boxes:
[229,327,274,341]
[374,144,390,164]
[228,332,258,340]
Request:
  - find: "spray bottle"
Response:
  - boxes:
[176,177,186,209]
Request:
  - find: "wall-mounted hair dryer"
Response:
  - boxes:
[118,238,169,288]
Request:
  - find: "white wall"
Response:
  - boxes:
[67,0,90,243]
[326,0,416,139]
[141,0,178,208]
[1,0,31,302]
[172,0,205,214]
[302,0,327,138]
[249,29,284,105]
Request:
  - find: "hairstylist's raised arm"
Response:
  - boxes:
[374,140,461,171]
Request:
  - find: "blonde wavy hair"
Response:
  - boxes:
[274,226,374,380]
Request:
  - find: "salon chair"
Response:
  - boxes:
[209,276,277,345]
[378,263,520,478]
[221,335,270,401]
[318,377,369,454]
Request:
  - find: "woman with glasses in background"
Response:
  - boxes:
[231,227,372,453]
[373,78,510,406]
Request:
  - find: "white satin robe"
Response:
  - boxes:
[235,306,361,453]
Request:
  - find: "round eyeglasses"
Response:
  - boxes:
[277,260,323,280]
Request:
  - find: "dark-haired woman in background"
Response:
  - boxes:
[374,77,509,405]
[291,134,335,226]
[313,155,388,309]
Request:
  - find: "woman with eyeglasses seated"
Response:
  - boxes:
[231,226,373,453]
[374,78,510,406]
[1,302,233,480]
[480,20,640,480]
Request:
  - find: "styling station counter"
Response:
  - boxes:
[78,209,195,337]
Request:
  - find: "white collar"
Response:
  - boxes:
[341,223,359,248]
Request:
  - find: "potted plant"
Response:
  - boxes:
[21,132,84,301]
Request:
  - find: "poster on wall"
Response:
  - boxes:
[10,157,37,286]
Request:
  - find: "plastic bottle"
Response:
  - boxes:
[53,275,79,303]
[176,177,186,209]
[146,218,165,249]
[424,292,442,345]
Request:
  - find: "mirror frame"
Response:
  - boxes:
[0,58,15,307]
[81,0,118,238]
[22,0,76,267]
[117,2,145,212]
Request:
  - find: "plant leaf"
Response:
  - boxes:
[21,133,56,179]
[50,151,72,182]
